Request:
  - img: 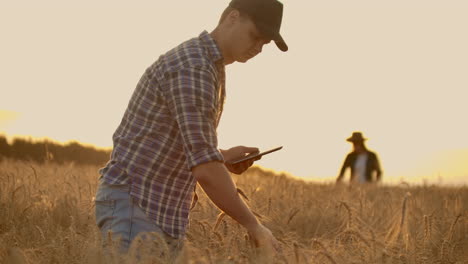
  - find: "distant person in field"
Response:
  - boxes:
[94,0,287,259]
[336,132,382,184]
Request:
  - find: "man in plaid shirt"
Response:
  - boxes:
[95,0,288,257]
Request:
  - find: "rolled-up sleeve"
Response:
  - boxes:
[162,66,224,169]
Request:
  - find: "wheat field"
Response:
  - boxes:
[0,159,467,263]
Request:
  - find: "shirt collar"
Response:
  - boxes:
[199,31,224,65]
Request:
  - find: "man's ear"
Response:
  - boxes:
[225,9,241,26]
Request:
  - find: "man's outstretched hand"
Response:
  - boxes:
[247,223,282,258]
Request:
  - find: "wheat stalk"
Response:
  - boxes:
[213,212,226,231]
[447,214,462,241]
[237,188,249,201]
[339,201,352,228]
[423,214,429,241]
[396,191,412,245]
[213,231,224,245]
[399,192,411,232]
[293,242,301,263]
[267,197,272,215]
[287,208,300,225]
[440,240,450,262]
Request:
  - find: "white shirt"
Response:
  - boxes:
[353,153,368,183]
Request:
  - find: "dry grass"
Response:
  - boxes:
[0,159,467,263]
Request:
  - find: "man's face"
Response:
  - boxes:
[353,142,365,152]
[229,14,271,63]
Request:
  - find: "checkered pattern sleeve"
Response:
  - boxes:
[163,66,224,169]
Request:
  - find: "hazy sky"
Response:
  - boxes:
[1,0,467,184]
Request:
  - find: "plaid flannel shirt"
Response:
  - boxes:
[99,31,226,238]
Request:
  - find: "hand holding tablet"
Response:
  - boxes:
[226,146,283,165]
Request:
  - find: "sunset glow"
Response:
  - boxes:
[1,0,467,185]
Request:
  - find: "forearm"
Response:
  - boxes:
[193,161,259,230]
[376,171,382,181]
[219,149,230,163]
[337,166,346,181]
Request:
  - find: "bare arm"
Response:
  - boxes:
[192,161,259,229]
[192,161,279,252]
[374,154,383,181]
[336,155,350,182]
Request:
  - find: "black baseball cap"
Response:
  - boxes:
[229,0,288,52]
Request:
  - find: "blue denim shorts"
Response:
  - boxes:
[94,177,183,258]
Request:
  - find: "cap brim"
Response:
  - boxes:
[274,34,288,52]
[347,138,367,142]
[255,22,288,52]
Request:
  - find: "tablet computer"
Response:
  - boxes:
[226,146,283,165]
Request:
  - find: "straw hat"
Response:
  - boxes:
[346,132,367,142]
